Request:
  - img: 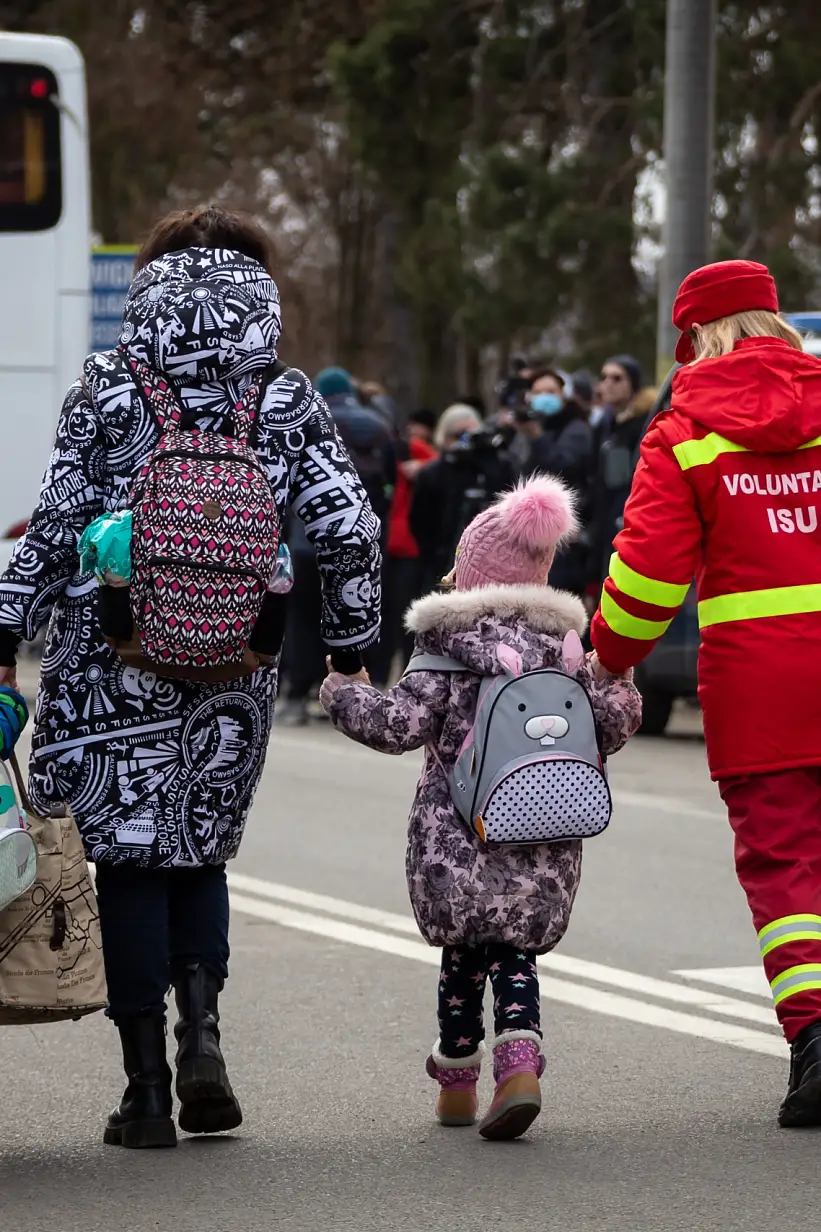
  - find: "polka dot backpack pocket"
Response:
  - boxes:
[404,631,611,846]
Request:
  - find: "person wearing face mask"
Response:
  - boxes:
[515,367,593,593]
[585,355,653,605]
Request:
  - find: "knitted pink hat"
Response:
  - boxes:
[453,475,579,591]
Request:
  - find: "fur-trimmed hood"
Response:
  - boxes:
[405,584,587,638]
[404,584,588,679]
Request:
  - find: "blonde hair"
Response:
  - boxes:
[694,310,804,361]
[433,403,482,451]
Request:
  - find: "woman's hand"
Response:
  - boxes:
[0,664,18,692]
[324,656,370,686]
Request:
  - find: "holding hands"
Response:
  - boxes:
[319,656,371,713]
[587,651,633,684]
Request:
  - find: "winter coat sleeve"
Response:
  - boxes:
[326,670,452,755]
[291,391,382,651]
[590,418,701,675]
[0,379,105,660]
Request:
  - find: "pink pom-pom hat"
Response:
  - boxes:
[453,475,579,591]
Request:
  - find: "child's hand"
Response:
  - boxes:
[324,656,370,686]
[319,659,371,713]
[587,651,632,683]
[318,673,346,712]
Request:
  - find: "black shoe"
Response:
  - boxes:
[173,964,242,1135]
[779,1021,821,1127]
[104,1017,177,1149]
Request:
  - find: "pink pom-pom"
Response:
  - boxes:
[496,476,579,552]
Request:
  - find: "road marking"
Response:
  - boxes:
[545,954,775,1025]
[675,966,771,1000]
[228,876,785,1058]
[229,872,773,1024]
[268,733,724,821]
[229,872,420,936]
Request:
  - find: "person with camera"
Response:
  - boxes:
[410,404,516,595]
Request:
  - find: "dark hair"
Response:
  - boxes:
[135,205,277,275]
[408,408,437,431]
[528,365,566,390]
[604,354,642,394]
[571,368,596,404]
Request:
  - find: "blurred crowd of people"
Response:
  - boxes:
[277,356,659,724]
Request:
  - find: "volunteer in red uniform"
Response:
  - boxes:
[590,259,821,1127]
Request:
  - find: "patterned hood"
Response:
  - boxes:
[405,584,588,676]
[119,247,281,388]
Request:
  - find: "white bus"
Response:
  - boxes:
[0,32,90,561]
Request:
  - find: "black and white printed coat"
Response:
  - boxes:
[0,247,381,868]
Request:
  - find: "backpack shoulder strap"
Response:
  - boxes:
[121,352,184,431]
[402,652,474,676]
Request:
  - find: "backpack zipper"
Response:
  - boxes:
[145,554,268,586]
[153,446,257,463]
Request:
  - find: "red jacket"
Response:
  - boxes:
[591,336,821,780]
[387,437,438,558]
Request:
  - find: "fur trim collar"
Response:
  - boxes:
[405,584,588,637]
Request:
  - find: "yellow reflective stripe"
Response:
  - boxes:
[771,964,821,1006]
[673,434,748,471]
[600,589,673,641]
[673,432,821,472]
[699,583,821,629]
[608,553,689,609]
[759,914,821,942]
[758,915,821,958]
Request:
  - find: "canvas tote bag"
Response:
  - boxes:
[0,755,107,1025]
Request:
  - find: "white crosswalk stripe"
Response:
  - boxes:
[227,872,785,1059]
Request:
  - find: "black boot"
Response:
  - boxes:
[779,1021,821,1127]
[173,964,242,1135]
[104,1017,177,1148]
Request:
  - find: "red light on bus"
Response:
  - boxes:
[30,78,49,99]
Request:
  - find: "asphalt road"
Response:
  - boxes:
[2,685,817,1232]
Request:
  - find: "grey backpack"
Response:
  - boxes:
[404,631,611,846]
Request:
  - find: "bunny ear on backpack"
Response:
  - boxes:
[496,644,523,677]
[561,629,585,675]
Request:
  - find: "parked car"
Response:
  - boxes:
[783,312,821,357]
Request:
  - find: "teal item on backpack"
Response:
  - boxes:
[79,510,133,584]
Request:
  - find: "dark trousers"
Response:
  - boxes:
[282,553,325,701]
[95,863,230,1022]
[367,556,424,685]
[437,943,541,1058]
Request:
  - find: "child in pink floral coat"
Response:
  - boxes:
[320,476,641,1140]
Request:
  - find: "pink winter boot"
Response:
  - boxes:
[426,1040,484,1127]
[478,1031,545,1141]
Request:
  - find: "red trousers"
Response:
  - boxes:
[721,769,821,1042]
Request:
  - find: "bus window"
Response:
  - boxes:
[0,62,61,231]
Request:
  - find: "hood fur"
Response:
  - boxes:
[405,584,588,637]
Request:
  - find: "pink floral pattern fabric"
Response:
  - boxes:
[327,590,641,954]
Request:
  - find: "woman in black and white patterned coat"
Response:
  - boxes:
[0,207,381,1148]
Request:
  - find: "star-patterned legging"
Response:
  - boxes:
[437,943,541,1059]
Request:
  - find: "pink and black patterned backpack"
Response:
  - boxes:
[110,356,281,681]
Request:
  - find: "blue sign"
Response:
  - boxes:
[90,246,137,351]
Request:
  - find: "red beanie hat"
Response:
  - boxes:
[672,260,779,364]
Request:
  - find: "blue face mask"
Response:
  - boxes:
[530,392,563,416]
